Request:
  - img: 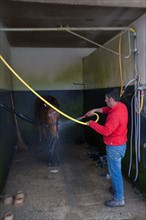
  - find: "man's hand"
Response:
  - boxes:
[85,109,95,117]
[86,120,91,125]
[85,108,103,117]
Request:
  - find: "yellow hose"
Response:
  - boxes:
[93,113,99,122]
[130,28,136,33]
[0,55,99,126]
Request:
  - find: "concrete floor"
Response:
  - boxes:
[0,141,146,220]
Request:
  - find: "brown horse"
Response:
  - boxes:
[35,95,60,166]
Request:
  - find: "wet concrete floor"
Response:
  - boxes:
[0,141,146,220]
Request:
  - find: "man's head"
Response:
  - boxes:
[105,89,120,108]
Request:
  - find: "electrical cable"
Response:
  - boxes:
[134,90,139,181]
[0,102,51,126]
[118,32,124,97]
[128,91,134,177]
[133,32,140,181]
[128,28,144,182]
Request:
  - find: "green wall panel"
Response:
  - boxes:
[0,91,17,193]
[13,90,84,144]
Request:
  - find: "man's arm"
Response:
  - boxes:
[85,108,103,117]
[87,113,119,136]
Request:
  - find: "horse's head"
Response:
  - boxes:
[35,95,60,140]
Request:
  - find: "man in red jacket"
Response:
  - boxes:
[85,89,128,207]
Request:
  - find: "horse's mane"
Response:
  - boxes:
[35,95,60,110]
[45,96,60,109]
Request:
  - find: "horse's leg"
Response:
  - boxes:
[47,139,53,166]
[47,136,59,166]
[38,126,48,157]
[38,125,45,156]
[51,137,59,166]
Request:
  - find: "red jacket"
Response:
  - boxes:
[89,102,128,146]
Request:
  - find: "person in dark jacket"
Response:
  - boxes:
[85,89,128,207]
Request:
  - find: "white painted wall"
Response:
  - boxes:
[83,13,146,89]
[11,48,95,90]
[131,13,146,85]
[2,13,146,91]
[0,31,12,90]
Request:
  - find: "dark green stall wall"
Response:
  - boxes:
[0,90,17,193]
[12,90,85,145]
[0,89,84,193]
[83,87,146,193]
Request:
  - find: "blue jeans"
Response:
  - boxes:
[106,144,126,201]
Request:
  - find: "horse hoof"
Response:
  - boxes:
[47,162,59,167]
[47,162,53,167]
[54,162,59,166]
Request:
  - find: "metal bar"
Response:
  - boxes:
[66,29,133,58]
[0,26,136,58]
[0,26,132,32]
